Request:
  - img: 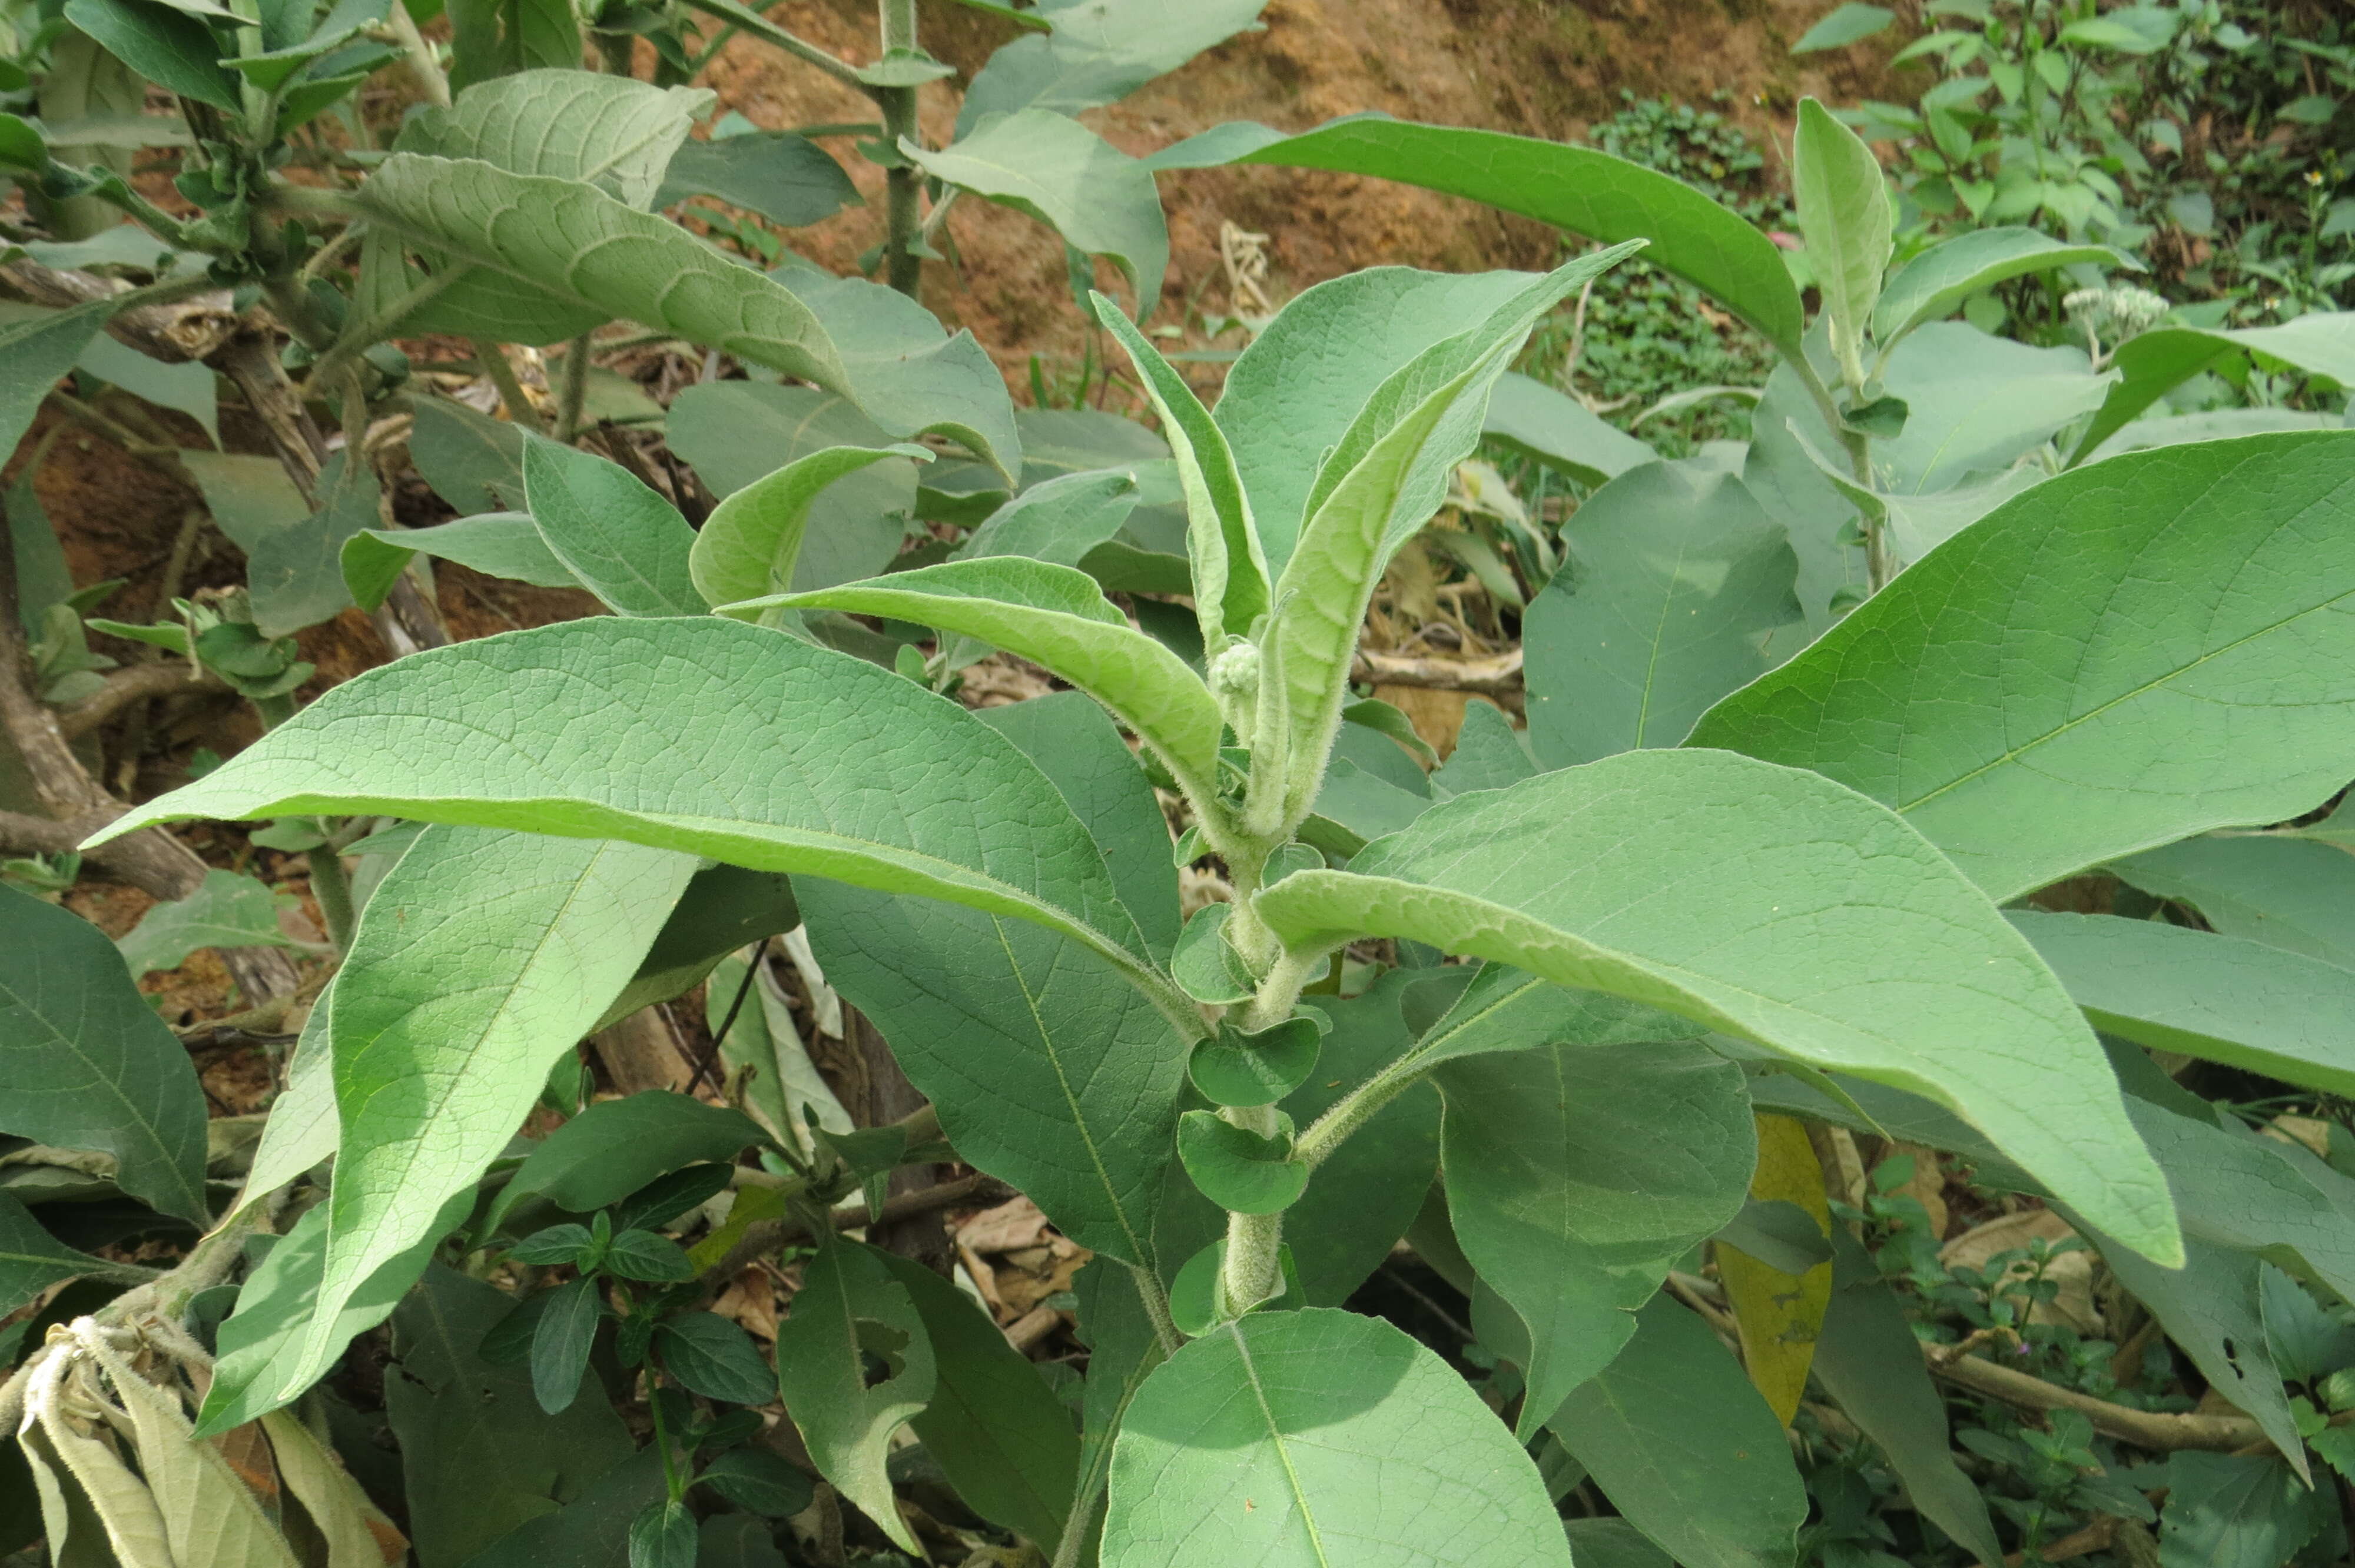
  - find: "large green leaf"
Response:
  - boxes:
[351,514,581,597]
[1524,460,1800,765]
[667,383,920,590]
[1213,267,1531,567]
[880,1250,1079,1554]
[1440,1039,1754,1433]
[1481,369,1659,491]
[63,0,238,110]
[487,1091,764,1232]
[114,868,303,976]
[521,437,699,617]
[1103,1307,1570,1566]
[91,618,1160,985]
[1147,117,1807,361]
[1873,327,2107,496]
[655,131,860,228]
[1547,1295,1807,1568]
[2155,1453,2321,1568]
[772,1240,934,1554]
[2111,835,2355,968]
[1265,250,1637,828]
[1873,227,2134,346]
[954,0,1266,134]
[0,1191,141,1315]
[386,1264,635,1567]
[689,443,924,611]
[1744,358,1866,628]
[1809,1230,2004,1566]
[1792,98,1890,388]
[197,1190,473,1436]
[1253,748,2181,1263]
[2071,312,2355,461]
[1278,970,1441,1305]
[737,557,1225,805]
[908,110,1166,314]
[0,884,210,1224]
[353,154,1019,477]
[269,826,690,1414]
[2014,912,2355,1097]
[1692,432,2355,902]
[444,0,578,93]
[1092,298,1270,649]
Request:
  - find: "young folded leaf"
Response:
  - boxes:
[1793,98,1892,390]
[1253,748,2181,1264]
[1263,245,1641,832]
[1090,293,1270,651]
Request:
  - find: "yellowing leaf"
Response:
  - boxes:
[1718,1114,1833,1427]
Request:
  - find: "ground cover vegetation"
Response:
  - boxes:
[0,0,2351,1563]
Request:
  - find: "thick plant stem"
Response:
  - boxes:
[1220,1208,1284,1312]
[305,843,356,953]
[384,0,449,107]
[877,0,923,300]
[1845,424,1895,593]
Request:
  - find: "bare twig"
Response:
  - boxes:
[700,1171,1013,1287]
[1351,646,1524,693]
[56,659,227,739]
[1925,1343,2272,1452]
[0,258,236,363]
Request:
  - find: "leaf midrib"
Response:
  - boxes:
[1229,1323,1334,1567]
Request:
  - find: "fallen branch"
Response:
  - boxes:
[1925,1342,2267,1452]
[1352,646,1524,693]
[57,659,227,739]
[0,257,237,364]
[701,1171,1014,1288]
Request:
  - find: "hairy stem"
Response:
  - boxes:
[877,0,923,299]
[305,843,356,953]
[472,339,547,434]
[553,332,592,444]
[384,0,449,107]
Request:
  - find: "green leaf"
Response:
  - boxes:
[602,1228,694,1283]
[2091,407,2350,462]
[489,1092,764,1233]
[445,0,579,93]
[113,868,304,976]
[0,883,210,1224]
[530,1276,602,1414]
[798,886,1185,1267]
[522,437,700,617]
[957,467,1145,568]
[695,1448,815,1518]
[387,1264,635,1567]
[1790,2,1894,51]
[688,442,927,611]
[1702,431,2355,897]
[655,1313,772,1406]
[628,1498,698,1568]
[354,154,1020,477]
[268,825,692,1411]
[2099,1236,2306,1477]
[1172,901,1255,1005]
[1442,1039,1753,1433]
[602,862,801,1032]
[741,558,1226,804]
[772,1240,936,1554]
[1254,749,2181,1263]
[350,514,581,605]
[1563,1520,1674,1568]
[0,1191,139,1315]
[1266,250,1638,828]
[668,383,921,590]
[2012,912,2355,1098]
[1481,369,1659,492]
[1793,98,1891,388]
[1809,1230,2004,1566]
[954,0,1266,134]
[1103,1306,1570,1566]
[1429,701,1538,799]
[92,618,1161,988]
[1873,227,2137,344]
[75,330,216,446]
[466,1447,670,1568]
[907,109,1167,314]
[1151,117,1807,361]
[878,1250,1080,1553]
[1210,268,1518,570]
[656,131,860,228]
[1547,1295,1807,1568]
[1524,460,1800,765]
[1874,326,2107,496]
[1176,1109,1305,1214]
[409,394,527,514]
[63,0,238,111]
[1189,1018,1319,1107]
[2071,313,2355,463]
[977,690,1181,959]
[1092,295,1271,649]
[2157,1454,2321,1568]
[235,981,338,1207]
[2112,835,2355,968]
